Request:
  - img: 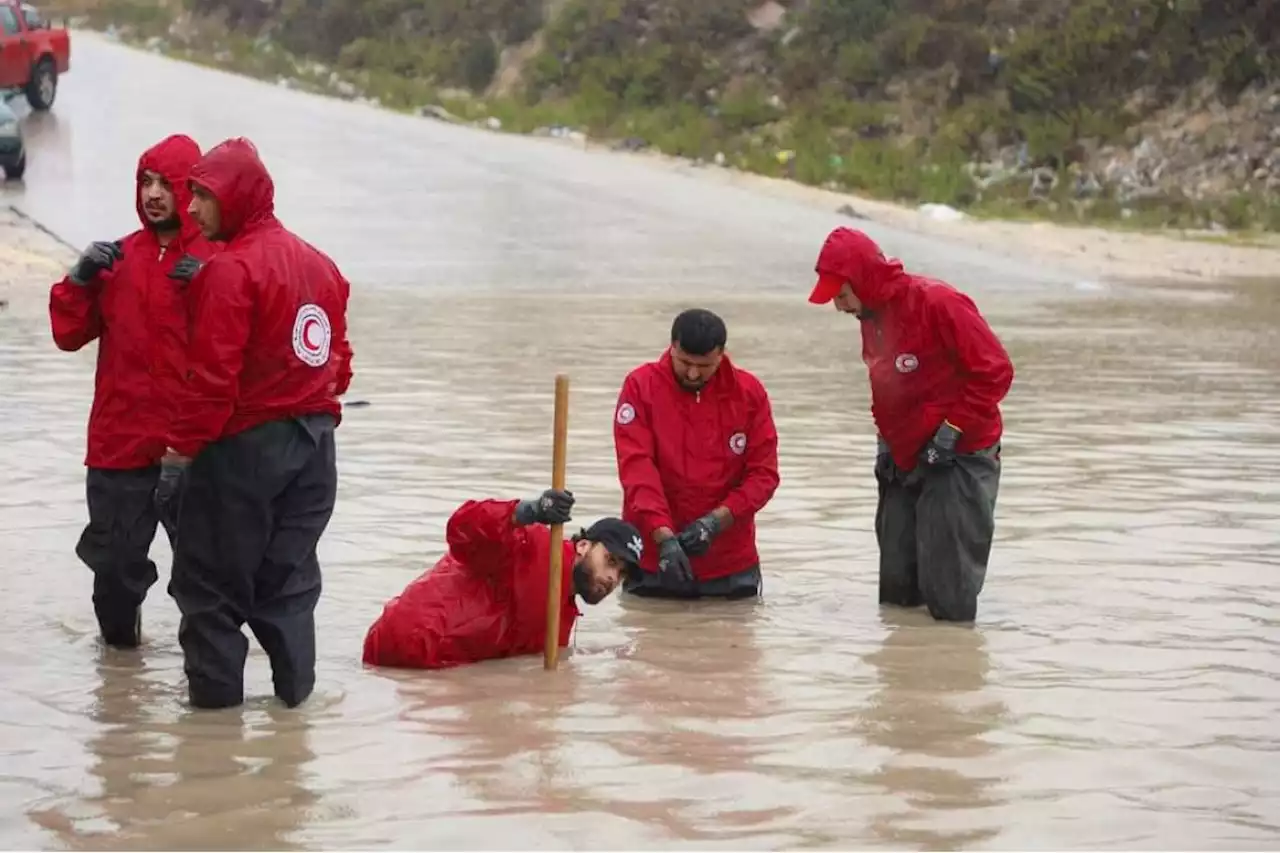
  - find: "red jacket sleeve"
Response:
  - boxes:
[445,499,523,579]
[167,257,254,457]
[49,277,103,352]
[333,274,354,396]
[613,373,674,541]
[931,290,1014,433]
[721,383,781,522]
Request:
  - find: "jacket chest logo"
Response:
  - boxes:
[894,353,919,373]
[729,432,747,455]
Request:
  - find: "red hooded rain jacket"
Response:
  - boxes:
[614,351,780,581]
[361,499,580,670]
[167,138,354,457]
[814,227,1014,471]
[49,134,219,470]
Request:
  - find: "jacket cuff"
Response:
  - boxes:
[720,494,749,524]
[638,512,674,542]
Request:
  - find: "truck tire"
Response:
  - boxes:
[25,59,57,111]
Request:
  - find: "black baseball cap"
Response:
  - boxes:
[582,517,644,571]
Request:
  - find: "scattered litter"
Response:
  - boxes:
[835,203,868,220]
[918,203,966,222]
[417,104,461,123]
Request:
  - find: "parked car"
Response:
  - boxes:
[0,1,70,110]
[0,99,24,179]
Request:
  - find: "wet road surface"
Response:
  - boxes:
[1,30,1279,850]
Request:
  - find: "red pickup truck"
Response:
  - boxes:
[0,1,70,110]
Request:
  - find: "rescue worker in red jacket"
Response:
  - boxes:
[362,489,643,670]
[808,227,1014,623]
[162,137,354,710]
[613,308,781,599]
[48,133,218,650]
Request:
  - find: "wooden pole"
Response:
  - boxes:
[543,373,570,670]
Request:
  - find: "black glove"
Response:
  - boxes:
[154,458,186,514]
[513,488,574,526]
[154,455,189,536]
[658,537,694,587]
[874,434,894,482]
[69,241,123,285]
[920,422,962,468]
[676,512,722,557]
[156,458,187,502]
[167,253,205,283]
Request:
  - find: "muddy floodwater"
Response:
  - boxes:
[2,33,1280,851]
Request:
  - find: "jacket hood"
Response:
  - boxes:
[135,134,203,243]
[814,227,908,309]
[187,136,275,240]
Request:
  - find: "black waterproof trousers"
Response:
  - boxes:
[875,444,1001,623]
[624,563,762,600]
[76,466,167,648]
[168,414,337,710]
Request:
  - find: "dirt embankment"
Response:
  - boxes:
[614,148,1280,285]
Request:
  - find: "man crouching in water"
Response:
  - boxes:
[362,489,643,670]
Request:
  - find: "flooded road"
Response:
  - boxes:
[1,32,1279,850]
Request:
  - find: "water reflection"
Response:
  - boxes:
[407,661,585,808]
[606,597,788,843]
[379,659,631,848]
[375,600,786,847]
[30,652,317,850]
[857,612,1006,850]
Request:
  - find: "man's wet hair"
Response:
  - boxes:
[671,308,727,356]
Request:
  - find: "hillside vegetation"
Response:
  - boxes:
[52,0,1280,231]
